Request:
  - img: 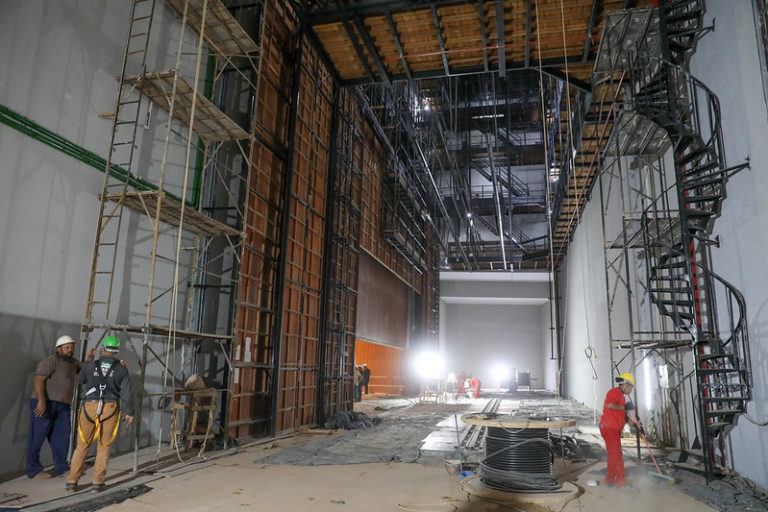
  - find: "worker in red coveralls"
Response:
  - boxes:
[468,376,481,399]
[599,372,643,487]
[457,370,466,395]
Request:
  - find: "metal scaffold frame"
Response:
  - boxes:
[80,0,266,470]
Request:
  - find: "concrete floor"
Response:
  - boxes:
[0,393,745,511]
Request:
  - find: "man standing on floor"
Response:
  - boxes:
[361,363,371,394]
[67,336,134,494]
[599,372,642,487]
[354,365,363,402]
[27,335,95,479]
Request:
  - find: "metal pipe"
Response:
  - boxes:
[486,132,507,269]
[0,104,191,205]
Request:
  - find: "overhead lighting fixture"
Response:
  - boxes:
[466,212,473,218]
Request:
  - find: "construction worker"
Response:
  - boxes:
[469,376,481,399]
[361,363,371,394]
[27,335,95,479]
[599,372,643,487]
[67,336,134,493]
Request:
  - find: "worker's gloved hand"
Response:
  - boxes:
[624,401,634,411]
[638,424,645,436]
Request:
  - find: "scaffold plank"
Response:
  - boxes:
[164,0,259,57]
[104,191,239,236]
[123,71,249,142]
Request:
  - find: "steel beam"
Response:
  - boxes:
[524,0,532,68]
[582,0,600,63]
[303,0,477,24]
[478,0,489,72]
[341,54,591,85]
[385,12,413,81]
[495,0,506,77]
[431,6,451,77]
[352,13,392,85]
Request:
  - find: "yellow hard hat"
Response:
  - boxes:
[617,372,636,386]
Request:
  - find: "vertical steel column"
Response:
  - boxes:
[270,27,304,436]
[317,87,340,424]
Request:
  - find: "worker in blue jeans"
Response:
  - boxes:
[27,335,95,479]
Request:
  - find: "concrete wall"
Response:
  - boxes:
[442,303,546,388]
[0,1,211,476]
[557,196,614,417]
[687,0,768,488]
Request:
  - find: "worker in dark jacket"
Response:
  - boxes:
[361,363,371,394]
[67,336,134,493]
[599,372,642,487]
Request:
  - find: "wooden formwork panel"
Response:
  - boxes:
[230,0,295,439]
[275,36,333,432]
[354,340,406,396]
[357,125,423,291]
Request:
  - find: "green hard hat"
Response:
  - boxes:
[103,335,120,351]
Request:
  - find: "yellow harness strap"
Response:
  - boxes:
[77,407,121,447]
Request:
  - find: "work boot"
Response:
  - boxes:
[32,472,52,479]
[91,483,105,494]
[615,479,628,488]
[65,483,77,494]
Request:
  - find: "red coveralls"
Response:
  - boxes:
[599,387,627,485]
[469,377,481,399]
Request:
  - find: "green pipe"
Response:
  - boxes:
[0,103,190,205]
[192,53,217,209]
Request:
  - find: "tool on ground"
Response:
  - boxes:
[630,410,676,484]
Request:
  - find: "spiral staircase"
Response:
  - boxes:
[607,0,752,480]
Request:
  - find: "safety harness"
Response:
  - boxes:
[78,359,121,447]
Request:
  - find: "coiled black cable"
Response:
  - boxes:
[479,426,560,492]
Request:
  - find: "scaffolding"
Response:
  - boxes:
[80,0,265,469]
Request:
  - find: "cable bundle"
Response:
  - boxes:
[479,427,560,492]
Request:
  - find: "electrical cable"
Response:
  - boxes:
[479,426,560,492]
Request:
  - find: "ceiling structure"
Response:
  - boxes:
[294,0,655,270]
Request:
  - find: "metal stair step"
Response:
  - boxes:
[678,147,711,166]
[665,10,703,23]
[704,409,743,418]
[682,176,723,190]
[703,396,748,402]
[684,160,720,176]
[654,260,687,270]
[659,298,693,306]
[650,287,691,294]
[707,421,733,432]
[700,382,746,389]
[696,353,732,361]
[697,368,742,374]
[684,194,722,204]
[672,311,696,320]
[684,209,715,218]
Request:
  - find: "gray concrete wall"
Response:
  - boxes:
[442,303,546,389]
[688,0,768,488]
[0,1,212,476]
[557,195,614,417]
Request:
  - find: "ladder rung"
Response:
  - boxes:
[94,271,113,275]
[130,32,148,39]
[127,49,146,56]
[91,301,108,305]
[118,100,141,105]
[132,15,152,22]
[98,242,117,246]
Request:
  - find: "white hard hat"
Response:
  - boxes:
[55,335,75,348]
